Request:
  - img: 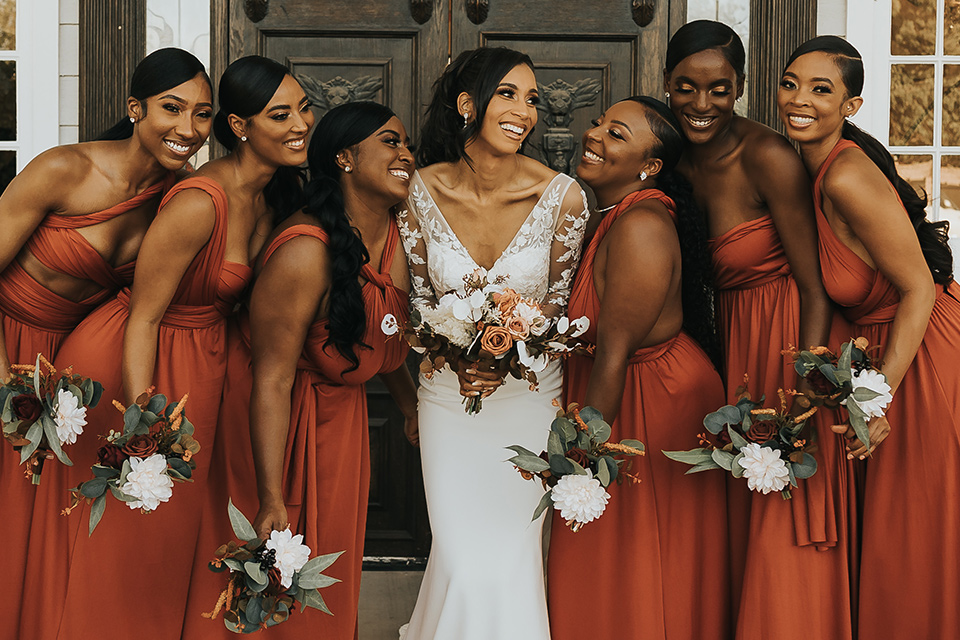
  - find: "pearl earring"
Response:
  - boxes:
[129,117,135,123]
[463,112,469,128]
[240,135,247,142]
[344,166,353,173]
[664,92,670,99]
[640,171,647,181]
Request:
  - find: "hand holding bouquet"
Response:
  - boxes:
[63,389,199,535]
[0,353,102,484]
[508,402,644,531]
[202,499,343,633]
[784,337,891,451]
[663,384,818,499]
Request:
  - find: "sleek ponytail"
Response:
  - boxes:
[303,101,395,371]
[97,47,210,141]
[785,36,953,285]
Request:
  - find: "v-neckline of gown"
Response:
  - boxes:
[413,170,565,273]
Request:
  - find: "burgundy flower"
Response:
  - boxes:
[806,370,836,395]
[121,434,159,458]
[97,443,128,469]
[746,420,778,444]
[565,447,591,469]
[12,394,43,423]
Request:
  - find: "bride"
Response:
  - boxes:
[397,47,589,639]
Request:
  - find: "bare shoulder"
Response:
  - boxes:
[821,146,889,204]
[609,198,676,250]
[415,162,451,188]
[738,120,804,175]
[19,144,92,187]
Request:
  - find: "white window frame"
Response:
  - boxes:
[0,0,60,172]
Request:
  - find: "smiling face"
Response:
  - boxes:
[578,100,660,198]
[242,74,315,167]
[472,63,540,155]
[131,73,213,170]
[343,116,415,206]
[664,48,742,145]
[777,51,861,145]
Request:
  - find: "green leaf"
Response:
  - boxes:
[711,448,736,471]
[703,405,741,434]
[300,550,345,576]
[88,493,107,536]
[838,340,853,374]
[685,460,723,474]
[792,452,818,479]
[88,381,103,409]
[245,572,268,593]
[299,587,333,615]
[505,444,539,458]
[0,390,13,423]
[532,490,553,521]
[80,378,95,405]
[2,418,22,435]
[578,406,603,423]
[846,402,871,449]
[41,415,72,466]
[224,558,243,572]
[546,431,564,458]
[852,388,882,402]
[32,354,42,397]
[596,457,610,486]
[620,438,645,452]
[731,452,746,478]
[19,421,43,464]
[179,415,195,436]
[123,405,142,434]
[109,485,136,502]
[599,456,618,486]
[146,394,167,414]
[549,454,574,476]
[567,458,588,476]
[576,430,591,450]
[550,417,577,443]
[662,448,714,465]
[245,560,267,585]
[507,454,550,473]
[787,461,798,488]
[80,477,108,498]
[245,595,264,625]
[819,363,842,386]
[118,458,132,486]
[728,425,749,450]
[586,419,611,443]
[297,573,339,590]
[228,498,258,542]
[167,457,193,480]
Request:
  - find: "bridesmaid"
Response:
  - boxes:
[779,36,960,639]
[51,55,313,638]
[184,101,417,638]
[0,48,211,640]
[663,21,850,639]
[548,96,729,640]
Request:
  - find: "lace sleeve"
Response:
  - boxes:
[396,197,437,309]
[545,179,590,311]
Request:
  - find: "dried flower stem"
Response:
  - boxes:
[599,442,645,456]
[793,407,818,424]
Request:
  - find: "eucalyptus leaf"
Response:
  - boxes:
[819,363,841,386]
[139,411,159,426]
[245,561,267,585]
[851,388,882,402]
[792,452,818,479]
[168,457,193,480]
[711,448,736,471]
[568,458,588,476]
[180,415,195,436]
[297,573,339,589]
[299,587,333,614]
[228,498,258,542]
[727,425,749,450]
[80,378,94,404]
[731,452,746,478]
[224,558,243,572]
[586,419,611,443]
[703,405,741,435]
[596,458,610,486]
[787,461,798,488]
[41,416,72,466]
[2,418,21,435]
[662,448,714,465]
[88,493,107,536]
[245,595,264,625]
[80,477,108,498]
[685,460,723,474]
[300,550,345,576]
[66,383,83,402]
[550,417,577,443]
[546,431,564,458]
[109,485,137,502]
[532,490,553,521]
[123,405,142,434]
[620,438,645,452]
[32,354,42,397]
[576,431,591,450]
[507,454,550,473]
[578,406,603,424]
[88,381,103,409]
[146,394,167,414]
[600,456,618,486]
[245,572,268,593]
[505,444,539,458]
[119,458,132,486]
[838,341,853,376]
[0,390,13,423]
[19,421,43,464]
[846,401,871,449]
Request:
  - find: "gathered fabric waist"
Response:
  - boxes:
[0,261,103,332]
[116,288,225,330]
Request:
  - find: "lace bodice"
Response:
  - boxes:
[397,170,589,311]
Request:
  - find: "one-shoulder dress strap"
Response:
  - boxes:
[813,138,859,212]
[602,188,676,234]
[262,224,330,266]
[40,172,176,229]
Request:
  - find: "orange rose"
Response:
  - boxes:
[493,289,521,316]
[479,326,513,357]
[505,316,530,340]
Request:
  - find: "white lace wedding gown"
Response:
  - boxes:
[396,170,589,640]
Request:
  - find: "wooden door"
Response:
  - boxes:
[218,0,684,559]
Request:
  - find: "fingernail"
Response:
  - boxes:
[847,454,854,459]
[466,368,477,374]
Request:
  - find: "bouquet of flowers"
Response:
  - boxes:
[63,389,199,535]
[663,384,818,499]
[507,402,644,531]
[783,337,892,449]
[405,269,591,414]
[203,499,343,633]
[0,353,102,484]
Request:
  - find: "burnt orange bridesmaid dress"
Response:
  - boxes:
[548,190,730,640]
[815,139,960,639]
[0,178,172,640]
[709,215,853,639]
[183,222,409,639]
[40,176,251,639]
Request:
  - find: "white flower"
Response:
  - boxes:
[841,369,892,418]
[556,317,570,334]
[737,443,790,495]
[517,340,549,373]
[381,313,399,336]
[54,389,86,446]
[418,300,476,348]
[121,454,174,511]
[569,317,590,338]
[512,301,543,325]
[452,290,487,322]
[547,341,573,353]
[551,471,610,525]
[529,317,550,336]
[266,528,312,588]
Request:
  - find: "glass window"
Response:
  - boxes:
[889,64,935,146]
[941,156,960,238]
[0,0,13,51]
[891,0,937,55]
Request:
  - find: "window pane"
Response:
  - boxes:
[0,150,14,194]
[941,156,960,238]
[946,0,960,56]
[0,60,13,141]
[892,0,937,55]
[0,0,13,51]
[890,64,935,146]
[893,155,933,211]
[945,66,960,146]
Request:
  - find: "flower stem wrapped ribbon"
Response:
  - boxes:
[202,499,343,633]
[507,402,644,531]
[784,337,892,450]
[663,386,818,499]
[62,389,199,535]
[0,354,103,484]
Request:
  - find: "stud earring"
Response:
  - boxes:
[129,117,135,123]
[463,112,469,128]
[736,97,742,103]
[664,92,670,99]
[640,171,648,181]
[344,166,353,173]
[240,135,247,142]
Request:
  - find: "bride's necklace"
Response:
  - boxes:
[593,203,617,215]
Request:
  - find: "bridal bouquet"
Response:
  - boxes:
[783,337,891,449]
[203,500,343,633]
[405,269,591,414]
[0,354,103,484]
[63,389,200,535]
[507,402,644,531]
[663,384,818,499]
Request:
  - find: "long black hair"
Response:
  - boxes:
[664,19,745,78]
[625,96,720,365]
[303,101,395,371]
[785,36,953,285]
[98,48,210,141]
[417,47,534,168]
[215,55,306,222]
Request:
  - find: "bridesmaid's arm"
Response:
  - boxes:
[122,189,214,403]
[378,366,419,446]
[823,151,936,457]
[0,148,77,378]
[748,136,832,351]
[249,236,328,539]
[583,203,675,423]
